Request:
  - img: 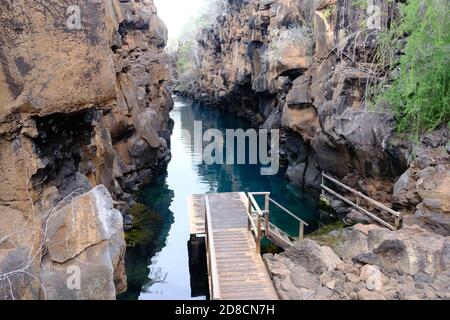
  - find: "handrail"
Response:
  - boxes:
[269,198,309,227]
[245,204,258,234]
[247,193,263,253]
[321,172,403,229]
[322,173,400,217]
[321,185,397,230]
[248,193,264,217]
[204,195,221,300]
[247,192,307,243]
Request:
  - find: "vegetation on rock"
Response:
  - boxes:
[307,221,345,249]
[125,203,163,247]
[371,0,450,138]
[172,0,232,94]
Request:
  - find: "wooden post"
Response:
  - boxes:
[247,194,252,231]
[264,193,270,235]
[299,222,304,241]
[256,214,262,254]
[395,212,403,229]
[321,172,325,196]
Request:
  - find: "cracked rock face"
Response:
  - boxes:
[175,0,408,196]
[41,186,126,300]
[176,1,449,273]
[0,0,172,300]
[45,186,124,264]
[393,131,450,236]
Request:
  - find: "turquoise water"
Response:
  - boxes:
[119,96,320,300]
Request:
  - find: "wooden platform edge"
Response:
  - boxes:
[187,194,206,235]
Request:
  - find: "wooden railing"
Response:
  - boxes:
[204,195,221,300]
[247,192,309,252]
[321,172,403,230]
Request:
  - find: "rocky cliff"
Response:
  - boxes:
[174,0,450,300]
[179,0,407,189]
[0,0,172,299]
[176,0,449,234]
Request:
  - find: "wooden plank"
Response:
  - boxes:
[187,194,206,235]
[205,195,221,300]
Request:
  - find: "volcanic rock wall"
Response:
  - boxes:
[0,0,172,299]
[180,0,406,193]
[176,1,450,300]
[176,0,449,233]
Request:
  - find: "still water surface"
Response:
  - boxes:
[119,96,320,300]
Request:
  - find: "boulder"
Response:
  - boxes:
[41,231,126,300]
[289,266,321,290]
[394,160,450,236]
[0,246,42,300]
[334,225,372,261]
[405,205,450,237]
[349,225,449,277]
[358,288,385,300]
[45,186,124,264]
[41,186,126,299]
[344,209,373,226]
[360,265,383,291]
[283,239,342,274]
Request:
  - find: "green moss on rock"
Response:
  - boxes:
[125,203,163,247]
[319,194,332,211]
[307,221,345,249]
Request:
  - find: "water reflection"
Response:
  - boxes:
[119,96,320,300]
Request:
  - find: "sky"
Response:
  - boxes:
[154,0,208,43]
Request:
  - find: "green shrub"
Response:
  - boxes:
[373,0,450,138]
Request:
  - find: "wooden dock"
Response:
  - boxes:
[188,192,279,300]
[186,173,402,300]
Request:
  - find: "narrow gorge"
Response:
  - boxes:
[173,0,449,300]
[0,0,449,301]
